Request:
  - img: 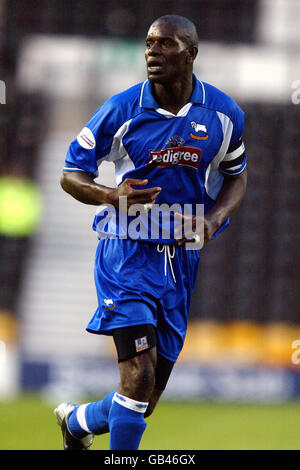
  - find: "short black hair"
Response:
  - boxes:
[152,14,199,48]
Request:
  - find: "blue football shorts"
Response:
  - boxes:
[86,237,200,363]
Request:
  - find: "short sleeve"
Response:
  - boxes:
[219,104,247,176]
[63,97,125,178]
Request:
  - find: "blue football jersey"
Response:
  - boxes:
[64,75,247,242]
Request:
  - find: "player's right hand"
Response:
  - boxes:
[108,178,162,210]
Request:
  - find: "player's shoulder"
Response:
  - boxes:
[105,82,144,114]
[110,82,144,103]
[89,82,144,130]
[201,80,244,121]
[94,82,143,123]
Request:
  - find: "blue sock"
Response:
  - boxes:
[108,393,148,450]
[68,390,116,438]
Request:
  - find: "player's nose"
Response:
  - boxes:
[147,41,161,55]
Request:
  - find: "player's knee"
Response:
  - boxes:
[130,360,155,393]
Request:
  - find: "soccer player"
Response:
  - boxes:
[54,15,247,450]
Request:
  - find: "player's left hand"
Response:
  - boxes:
[174,213,218,246]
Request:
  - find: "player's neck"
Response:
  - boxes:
[153,76,193,115]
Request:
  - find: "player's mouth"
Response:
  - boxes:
[147,60,164,73]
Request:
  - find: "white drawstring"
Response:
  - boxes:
[157,244,176,283]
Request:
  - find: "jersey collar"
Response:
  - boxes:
[139,74,205,110]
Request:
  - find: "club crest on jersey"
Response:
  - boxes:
[190,121,209,140]
[77,126,96,150]
[148,145,202,169]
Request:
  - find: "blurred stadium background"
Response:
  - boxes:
[0,0,300,450]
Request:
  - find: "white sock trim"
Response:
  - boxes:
[113,393,148,414]
[76,403,92,434]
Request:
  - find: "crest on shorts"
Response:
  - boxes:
[104,298,116,310]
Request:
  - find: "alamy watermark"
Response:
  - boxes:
[95,198,204,250]
[291,80,300,105]
[0,80,5,104]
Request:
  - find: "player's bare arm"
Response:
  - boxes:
[175,169,247,245]
[204,169,247,243]
[60,171,161,208]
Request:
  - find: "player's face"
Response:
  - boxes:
[145,22,190,84]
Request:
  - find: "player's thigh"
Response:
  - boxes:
[113,324,158,401]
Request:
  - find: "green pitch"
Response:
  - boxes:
[1,394,300,450]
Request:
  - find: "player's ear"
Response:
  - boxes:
[186,46,198,64]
